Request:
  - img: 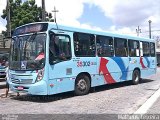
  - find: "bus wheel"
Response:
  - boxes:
[74,75,90,96]
[132,70,140,85]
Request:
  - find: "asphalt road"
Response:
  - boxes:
[0,68,160,119]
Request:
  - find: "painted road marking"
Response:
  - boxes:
[134,86,160,114]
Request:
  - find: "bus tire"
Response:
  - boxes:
[74,75,90,96]
[132,70,140,85]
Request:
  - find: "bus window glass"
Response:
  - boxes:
[49,34,71,64]
[142,42,150,56]
[128,40,139,57]
[10,33,46,70]
[96,35,114,57]
[114,38,128,57]
[74,33,95,57]
[150,42,155,57]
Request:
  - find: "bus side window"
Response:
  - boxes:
[128,40,140,57]
[114,38,128,57]
[74,32,95,57]
[49,33,71,64]
[96,35,114,57]
[142,42,150,57]
[150,42,155,57]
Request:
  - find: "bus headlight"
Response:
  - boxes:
[36,69,44,82]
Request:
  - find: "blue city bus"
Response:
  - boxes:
[8,22,156,95]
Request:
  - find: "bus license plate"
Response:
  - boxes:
[17,86,24,90]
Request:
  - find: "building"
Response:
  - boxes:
[0,34,11,53]
[156,36,160,65]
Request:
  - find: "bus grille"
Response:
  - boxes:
[11,79,33,84]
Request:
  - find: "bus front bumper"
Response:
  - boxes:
[9,80,48,95]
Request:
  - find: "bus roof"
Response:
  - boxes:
[15,22,155,42]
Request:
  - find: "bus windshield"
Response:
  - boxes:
[10,33,46,70]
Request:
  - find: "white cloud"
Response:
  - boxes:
[0,18,7,33]
[0,0,159,38]
[35,0,84,27]
[109,25,137,36]
[42,0,160,37]
[0,0,7,33]
[80,0,160,37]
[92,0,159,26]
[0,0,6,15]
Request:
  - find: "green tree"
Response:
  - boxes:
[1,0,52,36]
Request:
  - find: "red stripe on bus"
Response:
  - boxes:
[140,57,147,68]
[99,57,116,84]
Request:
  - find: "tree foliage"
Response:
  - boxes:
[1,0,52,36]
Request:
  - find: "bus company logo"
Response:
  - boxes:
[130,59,137,64]
[77,61,96,67]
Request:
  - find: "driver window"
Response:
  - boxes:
[49,33,71,64]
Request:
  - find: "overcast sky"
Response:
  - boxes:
[0,0,160,38]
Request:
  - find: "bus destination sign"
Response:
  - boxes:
[13,23,48,36]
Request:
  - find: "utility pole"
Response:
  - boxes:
[148,20,152,39]
[7,0,11,37]
[136,26,141,37]
[52,6,59,23]
[42,0,46,22]
[52,7,59,29]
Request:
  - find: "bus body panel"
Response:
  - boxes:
[9,70,47,95]
[9,80,47,95]
[48,57,97,95]
[140,56,156,78]
[9,22,157,95]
